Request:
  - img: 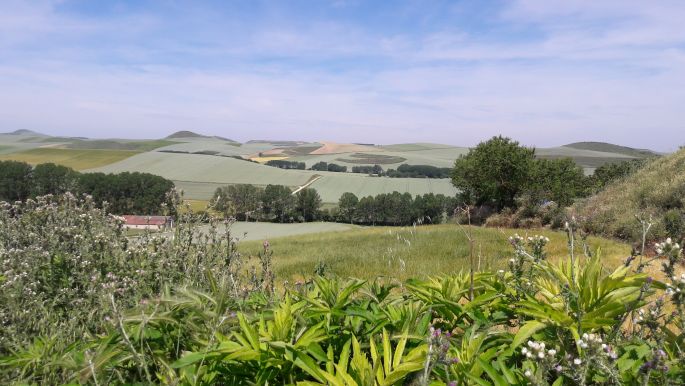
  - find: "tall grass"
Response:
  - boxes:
[238,224,630,282]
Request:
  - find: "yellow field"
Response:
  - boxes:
[0,148,140,170]
[250,156,288,163]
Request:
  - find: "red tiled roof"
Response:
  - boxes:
[122,215,172,226]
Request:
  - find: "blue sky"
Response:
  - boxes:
[1,1,684,150]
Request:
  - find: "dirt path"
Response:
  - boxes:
[292,174,322,195]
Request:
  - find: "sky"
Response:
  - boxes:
[1,1,684,150]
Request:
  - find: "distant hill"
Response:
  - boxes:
[2,129,47,136]
[166,131,235,142]
[572,147,685,241]
[563,142,660,158]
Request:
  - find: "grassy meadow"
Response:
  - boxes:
[0,148,140,170]
[237,223,631,282]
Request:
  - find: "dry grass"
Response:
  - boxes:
[573,147,685,241]
[310,141,380,155]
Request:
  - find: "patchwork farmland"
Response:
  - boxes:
[1,130,659,203]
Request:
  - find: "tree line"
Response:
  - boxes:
[211,184,321,222]
[0,160,175,215]
[337,191,460,225]
[385,164,451,178]
[266,160,452,178]
[211,183,460,226]
[265,160,306,169]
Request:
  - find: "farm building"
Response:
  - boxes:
[122,215,174,230]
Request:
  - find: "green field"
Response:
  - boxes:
[308,171,457,202]
[0,148,140,170]
[89,151,314,186]
[199,221,357,241]
[89,151,459,202]
[237,223,631,282]
[2,133,661,204]
[64,139,175,151]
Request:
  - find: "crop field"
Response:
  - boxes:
[0,148,140,170]
[380,142,461,151]
[155,140,250,156]
[309,172,457,202]
[0,133,72,154]
[87,151,459,202]
[335,152,407,164]
[63,139,175,151]
[89,151,315,185]
[237,223,631,281]
[288,148,464,168]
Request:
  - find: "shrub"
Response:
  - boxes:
[484,209,516,228]
[663,209,685,239]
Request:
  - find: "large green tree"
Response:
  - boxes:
[212,184,262,221]
[337,192,358,224]
[261,184,295,222]
[31,163,79,197]
[0,160,33,202]
[295,188,322,222]
[451,136,535,210]
[528,158,587,206]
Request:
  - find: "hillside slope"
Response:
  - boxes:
[572,147,685,241]
[564,141,660,158]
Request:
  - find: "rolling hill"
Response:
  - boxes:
[1,130,664,204]
[564,141,661,158]
[572,147,684,241]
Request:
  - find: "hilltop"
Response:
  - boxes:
[564,141,660,158]
[1,129,47,136]
[573,147,685,241]
[165,130,235,142]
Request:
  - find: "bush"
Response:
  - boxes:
[663,209,685,239]
[0,194,241,353]
[484,209,516,228]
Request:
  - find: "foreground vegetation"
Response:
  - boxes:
[1,195,684,384]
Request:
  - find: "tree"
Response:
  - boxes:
[337,192,358,223]
[327,163,347,173]
[589,159,647,192]
[451,136,535,210]
[310,161,328,171]
[261,185,295,222]
[528,158,587,206]
[31,163,78,197]
[356,196,376,225]
[295,188,322,222]
[212,184,262,221]
[0,160,32,202]
[78,171,175,215]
